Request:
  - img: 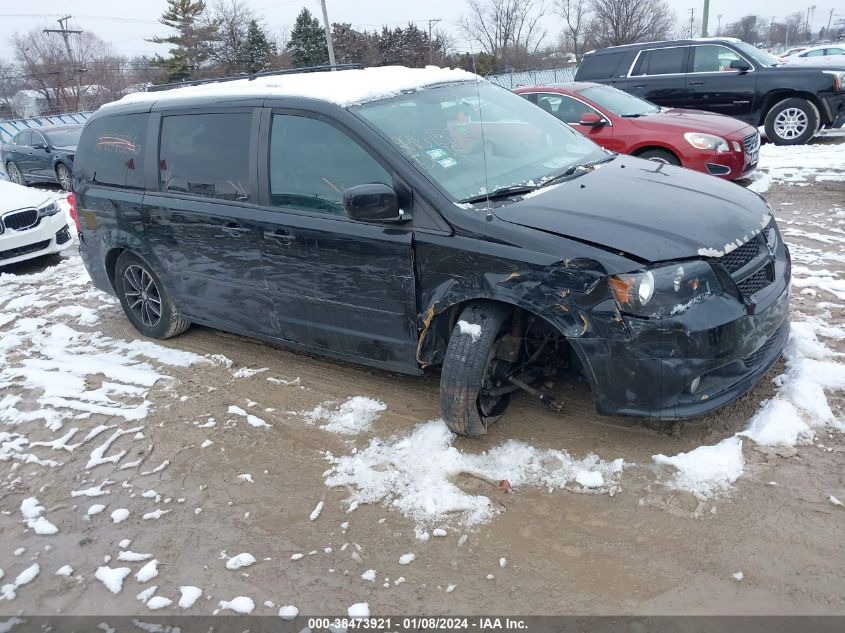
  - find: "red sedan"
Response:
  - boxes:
[515,82,760,180]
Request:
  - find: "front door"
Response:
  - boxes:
[257,111,419,372]
[683,44,757,119]
[142,109,276,337]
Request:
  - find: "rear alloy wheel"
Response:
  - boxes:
[637,148,681,166]
[764,98,819,146]
[114,252,190,339]
[5,162,24,185]
[56,163,72,191]
[440,302,512,436]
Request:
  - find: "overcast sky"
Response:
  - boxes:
[1,0,842,61]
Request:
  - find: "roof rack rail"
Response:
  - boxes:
[146,63,362,92]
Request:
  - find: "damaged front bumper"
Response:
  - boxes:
[570,258,791,420]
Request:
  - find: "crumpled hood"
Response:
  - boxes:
[628,109,753,136]
[0,180,52,211]
[494,155,771,262]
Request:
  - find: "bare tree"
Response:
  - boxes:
[555,0,591,60]
[588,0,675,48]
[461,0,547,71]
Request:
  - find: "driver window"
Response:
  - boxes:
[692,45,741,72]
[269,114,391,216]
[538,94,596,124]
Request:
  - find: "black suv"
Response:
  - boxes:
[575,37,845,145]
[72,67,790,436]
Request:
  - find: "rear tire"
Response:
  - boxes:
[56,163,72,191]
[637,148,681,166]
[5,162,25,185]
[440,302,511,437]
[764,97,819,145]
[114,251,190,339]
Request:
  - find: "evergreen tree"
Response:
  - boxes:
[147,0,220,82]
[287,8,328,67]
[240,20,277,73]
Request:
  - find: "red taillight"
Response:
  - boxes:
[67,192,81,233]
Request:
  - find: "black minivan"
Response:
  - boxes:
[73,66,790,436]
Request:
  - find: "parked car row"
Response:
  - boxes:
[573,37,845,146]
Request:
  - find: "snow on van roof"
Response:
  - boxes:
[103,66,480,110]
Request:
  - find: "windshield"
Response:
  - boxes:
[45,127,82,147]
[353,81,607,202]
[733,42,779,67]
[578,85,659,117]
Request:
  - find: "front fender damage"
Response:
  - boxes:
[416,258,629,367]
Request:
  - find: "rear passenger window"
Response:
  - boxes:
[15,131,32,146]
[159,113,251,201]
[74,113,148,189]
[632,48,686,76]
[577,52,627,79]
[269,114,390,215]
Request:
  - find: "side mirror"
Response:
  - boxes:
[578,113,607,127]
[32,142,49,151]
[343,183,404,223]
[729,59,752,72]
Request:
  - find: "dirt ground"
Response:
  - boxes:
[1,159,844,617]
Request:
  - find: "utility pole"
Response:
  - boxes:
[43,15,83,110]
[428,18,442,65]
[318,0,337,69]
[826,8,834,32]
[688,8,696,38]
[701,0,710,37]
[717,14,722,35]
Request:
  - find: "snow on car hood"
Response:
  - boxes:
[628,108,753,136]
[103,66,479,109]
[0,180,52,212]
[493,155,772,263]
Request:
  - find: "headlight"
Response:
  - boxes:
[609,261,721,318]
[823,70,845,92]
[684,132,729,153]
[37,201,60,217]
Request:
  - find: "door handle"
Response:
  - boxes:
[219,221,249,236]
[688,80,705,85]
[632,83,646,88]
[263,228,295,242]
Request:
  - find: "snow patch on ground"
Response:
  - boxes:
[324,419,624,527]
[653,436,745,498]
[303,396,387,435]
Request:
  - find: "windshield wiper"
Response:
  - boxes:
[459,185,537,204]
[540,154,617,188]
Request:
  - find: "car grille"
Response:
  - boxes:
[736,266,773,295]
[720,239,760,274]
[0,239,50,262]
[742,321,788,369]
[743,132,760,154]
[710,222,779,300]
[2,208,39,232]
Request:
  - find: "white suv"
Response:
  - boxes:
[0,181,71,266]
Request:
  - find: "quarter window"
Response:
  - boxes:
[632,47,686,76]
[159,113,251,201]
[691,45,742,72]
[577,52,627,79]
[74,113,149,189]
[269,114,391,215]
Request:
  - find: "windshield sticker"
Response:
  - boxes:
[438,157,458,168]
[426,148,448,160]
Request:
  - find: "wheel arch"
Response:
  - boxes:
[630,144,682,163]
[759,91,827,126]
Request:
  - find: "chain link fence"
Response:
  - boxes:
[485,67,578,89]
